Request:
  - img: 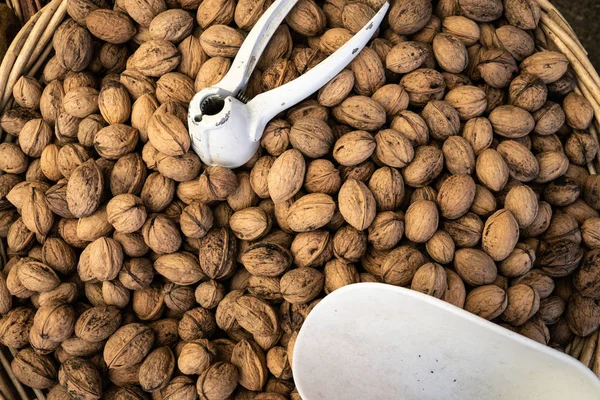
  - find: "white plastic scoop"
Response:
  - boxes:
[293,283,600,399]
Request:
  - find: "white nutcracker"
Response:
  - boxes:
[188,0,389,168]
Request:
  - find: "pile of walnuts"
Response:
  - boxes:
[1,0,600,398]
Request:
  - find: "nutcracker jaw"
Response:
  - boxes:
[187,0,389,168]
[188,92,260,169]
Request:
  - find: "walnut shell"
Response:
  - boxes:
[444,85,487,120]
[249,156,274,199]
[13,76,43,110]
[241,242,292,277]
[230,207,271,240]
[199,228,237,279]
[433,33,468,73]
[235,0,271,31]
[317,70,355,107]
[286,0,327,37]
[388,0,432,35]
[129,40,181,77]
[88,237,124,281]
[17,260,60,293]
[367,211,404,251]
[508,73,547,113]
[482,209,520,262]
[196,362,239,400]
[499,244,535,278]
[97,81,131,125]
[195,56,232,92]
[57,144,91,180]
[289,118,334,158]
[564,92,594,131]
[565,133,598,167]
[520,51,568,84]
[261,58,299,92]
[21,187,54,236]
[290,230,332,268]
[333,130,376,167]
[196,0,235,28]
[53,19,93,72]
[86,10,137,44]
[403,145,444,188]
[566,292,600,337]
[304,159,342,195]
[194,280,225,309]
[338,179,376,231]
[33,302,75,342]
[235,295,279,337]
[0,108,40,136]
[150,9,193,42]
[154,252,204,285]
[58,357,102,400]
[155,72,195,106]
[411,262,447,298]
[332,96,386,131]
[117,257,154,290]
[333,225,367,263]
[0,307,35,348]
[453,248,497,286]
[147,111,190,156]
[103,323,155,369]
[142,213,182,254]
[489,105,535,138]
[231,339,268,391]
[386,41,428,74]
[390,111,429,146]
[123,0,167,26]
[350,47,385,96]
[535,151,569,184]
[381,246,427,286]
[139,346,175,392]
[372,84,410,117]
[11,348,57,389]
[501,284,540,326]
[0,143,29,174]
[75,305,122,342]
[476,149,509,192]
[496,140,539,183]
[504,185,538,228]
[477,48,518,89]
[66,159,104,217]
[178,201,213,239]
[120,69,157,99]
[405,200,438,243]
[465,285,507,320]
[280,267,324,305]
[106,194,147,233]
[324,259,359,293]
[425,230,455,265]
[76,205,113,242]
[266,346,292,380]
[267,149,305,204]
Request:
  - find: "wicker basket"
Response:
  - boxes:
[1,0,600,398]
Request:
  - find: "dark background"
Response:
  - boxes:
[554,0,600,68]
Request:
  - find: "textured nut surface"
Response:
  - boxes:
[0,0,597,390]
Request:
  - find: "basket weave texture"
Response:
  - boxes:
[4,0,46,24]
[1,0,600,399]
